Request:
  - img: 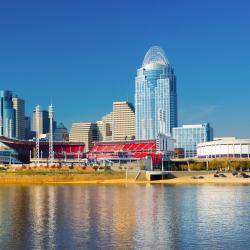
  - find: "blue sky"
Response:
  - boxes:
[0,0,250,137]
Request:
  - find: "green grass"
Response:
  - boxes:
[0,169,122,176]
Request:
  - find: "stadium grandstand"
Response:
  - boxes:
[0,136,85,163]
[87,136,174,165]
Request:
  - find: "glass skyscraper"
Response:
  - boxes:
[0,90,16,138]
[172,123,213,158]
[135,46,177,140]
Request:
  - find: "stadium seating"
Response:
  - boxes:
[88,140,162,164]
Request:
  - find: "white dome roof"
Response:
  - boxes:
[142,46,169,67]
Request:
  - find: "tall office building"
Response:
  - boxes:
[32,109,50,136]
[135,46,177,140]
[100,101,135,141]
[112,102,135,141]
[0,90,16,138]
[12,96,25,140]
[25,116,33,139]
[172,123,213,158]
[69,122,99,151]
[101,113,113,141]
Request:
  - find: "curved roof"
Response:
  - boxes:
[142,46,169,67]
[198,139,250,147]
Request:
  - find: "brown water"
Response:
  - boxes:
[0,184,250,249]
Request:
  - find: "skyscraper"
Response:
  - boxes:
[135,46,177,140]
[12,96,25,140]
[112,102,135,141]
[32,109,50,136]
[25,116,32,139]
[69,122,99,151]
[99,101,135,141]
[0,90,16,138]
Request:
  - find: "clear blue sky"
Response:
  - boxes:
[0,0,250,137]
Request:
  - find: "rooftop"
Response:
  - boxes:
[142,46,169,68]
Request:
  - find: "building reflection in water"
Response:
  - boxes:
[1,185,250,249]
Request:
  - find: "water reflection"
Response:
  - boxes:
[0,185,250,249]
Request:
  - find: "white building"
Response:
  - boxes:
[197,137,250,159]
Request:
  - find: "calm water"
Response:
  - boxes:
[0,184,250,250]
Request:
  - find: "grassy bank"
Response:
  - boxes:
[1,169,250,185]
[0,170,126,184]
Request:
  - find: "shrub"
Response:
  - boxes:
[189,162,206,171]
[93,166,98,171]
[104,166,111,171]
[140,163,145,170]
[179,164,188,171]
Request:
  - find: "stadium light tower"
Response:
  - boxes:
[35,105,41,164]
[48,104,54,164]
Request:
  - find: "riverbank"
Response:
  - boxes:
[0,170,126,184]
[0,171,250,185]
[153,173,250,185]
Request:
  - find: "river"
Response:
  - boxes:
[0,184,249,249]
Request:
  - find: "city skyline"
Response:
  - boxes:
[0,0,250,137]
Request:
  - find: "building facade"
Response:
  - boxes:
[33,109,46,136]
[12,96,25,140]
[69,122,99,151]
[100,101,135,141]
[25,116,32,139]
[0,90,16,138]
[135,46,177,140]
[54,123,69,141]
[197,138,250,159]
[112,102,135,141]
[172,123,213,158]
[101,113,113,141]
[32,109,52,137]
[88,134,175,166]
[96,120,104,141]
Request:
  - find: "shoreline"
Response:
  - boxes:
[0,172,250,185]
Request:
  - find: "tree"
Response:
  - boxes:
[208,159,219,170]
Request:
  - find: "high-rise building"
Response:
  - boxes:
[101,113,113,141]
[135,46,177,140]
[12,96,25,140]
[25,116,33,140]
[32,109,50,136]
[172,123,213,158]
[69,122,99,151]
[112,102,135,141]
[100,101,135,141]
[54,123,69,141]
[0,90,16,138]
